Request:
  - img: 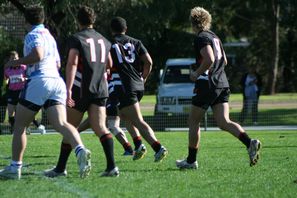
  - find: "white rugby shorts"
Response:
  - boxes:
[21,77,66,106]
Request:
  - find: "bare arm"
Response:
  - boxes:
[5,47,44,67]
[106,52,113,70]
[66,48,79,107]
[190,45,214,81]
[223,49,227,65]
[140,52,153,83]
[56,61,61,70]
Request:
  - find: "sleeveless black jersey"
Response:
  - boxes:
[67,28,111,98]
[194,30,229,88]
[110,34,147,92]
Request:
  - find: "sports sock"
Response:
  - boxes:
[55,142,72,172]
[74,145,85,156]
[151,141,162,153]
[100,133,115,171]
[133,136,142,150]
[187,147,198,163]
[123,142,133,153]
[10,160,22,169]
[238,132,251,148]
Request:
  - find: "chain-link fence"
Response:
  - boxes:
[0,99,296,134]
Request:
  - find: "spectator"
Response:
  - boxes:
[239,67,262,125]
[4,50,46,134]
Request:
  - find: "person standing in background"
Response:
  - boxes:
[239,67,262,125]
[4,51,46,134]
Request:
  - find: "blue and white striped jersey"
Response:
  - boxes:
[24,24,60,79]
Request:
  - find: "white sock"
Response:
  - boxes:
[74,145,85,156]
[10,160,22,169]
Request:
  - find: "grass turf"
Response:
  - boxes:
[0,131,297,197]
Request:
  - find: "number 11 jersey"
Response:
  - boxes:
[67,28,111,98]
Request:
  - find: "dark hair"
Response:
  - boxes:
[77,6,96,26]
[25,5,45,25]
[110,17,127,33]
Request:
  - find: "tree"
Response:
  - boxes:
[1,0,296,93]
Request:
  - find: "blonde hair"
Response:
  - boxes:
[190,7,212,31]
[9,50,18,57]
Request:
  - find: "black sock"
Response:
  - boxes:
[32,119,40,127]
[187,147,198,163]
[100,134,115,171]
[133,136,142,150]
[55,142,72,172]
[9,116,15,127]
[238,132,251,148]
[151,141,162,153]
[123,142,133,153]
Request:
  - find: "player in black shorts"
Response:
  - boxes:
[110,17,168,162]
[44,6,118,177]
[176,7,261,169]
[77,68,135,156]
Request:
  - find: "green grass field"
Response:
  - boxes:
[140,93,297,105]
[1,131,297,197]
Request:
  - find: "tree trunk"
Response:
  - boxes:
[267,0,280,94]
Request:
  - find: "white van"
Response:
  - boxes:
[154,58,195,116]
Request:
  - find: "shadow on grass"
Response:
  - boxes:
[26,155,55,159]
[110,167,180,173]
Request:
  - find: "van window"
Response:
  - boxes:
[163,65,192,84]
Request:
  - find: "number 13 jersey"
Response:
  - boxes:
[110,34,148,93]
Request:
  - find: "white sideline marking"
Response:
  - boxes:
[53,179,92,198]
[32,171,92,198]
[165,125,297,131]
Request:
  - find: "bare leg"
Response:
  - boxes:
[7,104,16,117]
[77,117,90,132]
[88,104,116,171]
[47,105,83,147]
[107,116,129,144]
[12,104,36,161]
[120,102,157,145]
[7,104,16,132]
[176,105,205,167]
[212,102,245,137]
[124,120,141,138]
[88,104,109,137]
[188,105,206,149]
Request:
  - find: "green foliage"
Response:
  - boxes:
[1,0,297,93]
[0,131,297,197]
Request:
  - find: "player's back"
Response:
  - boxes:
[24,25,60,79]
[195,30,229,88]
[110,34,147,92]
[70,28,111,97]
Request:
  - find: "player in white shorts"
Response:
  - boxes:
[0,5,91,180]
